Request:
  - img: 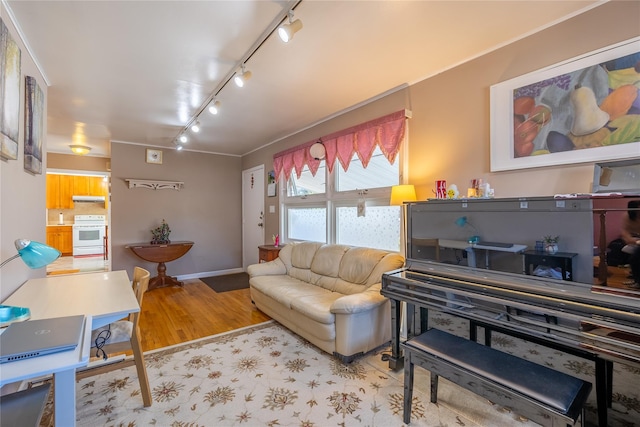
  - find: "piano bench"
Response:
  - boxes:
[401,329,592,426]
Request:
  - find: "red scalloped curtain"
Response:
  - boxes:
[273,110,408,182]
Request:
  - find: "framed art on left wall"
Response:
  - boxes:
[24,76,44,174]
[0,17,22,160]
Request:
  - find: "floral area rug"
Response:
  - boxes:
[55,320,555,427]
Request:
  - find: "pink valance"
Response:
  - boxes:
[273,110,408,182]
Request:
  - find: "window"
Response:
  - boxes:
[282,146,403,252]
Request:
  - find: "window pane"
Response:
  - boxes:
[287,163,326,197]
[336,147,398,192]
[287,207,326,242]
[336,205,401,251]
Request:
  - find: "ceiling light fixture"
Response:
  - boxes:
[208,100,221,115]
[69,144,91,155]
[278,10,303,43]
[179,134,188,143]
[234,64,252,88]
[191,120,201,133]
[175,143,183,151]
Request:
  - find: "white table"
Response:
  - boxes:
[1,270,139,426]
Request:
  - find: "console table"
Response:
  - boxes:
[126,241,194,290]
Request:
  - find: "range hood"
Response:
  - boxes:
[72,195,105,203]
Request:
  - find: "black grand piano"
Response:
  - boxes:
[382,193,640,427]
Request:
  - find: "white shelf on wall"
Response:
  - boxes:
[124,179,184,190]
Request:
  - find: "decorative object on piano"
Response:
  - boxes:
[151,219,171,244]
[543,235,560,254]
[455,216,480,244]
[535,240,544,252]
[272,234,279,247]
[446,184,459,199]
[435,180,447,199]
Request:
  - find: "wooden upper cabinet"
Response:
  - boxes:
[46,174,74,209]
[74,176,106,197]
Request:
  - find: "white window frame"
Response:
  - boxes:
[279,121,410,249]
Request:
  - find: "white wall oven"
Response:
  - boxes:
[73,215,106,256]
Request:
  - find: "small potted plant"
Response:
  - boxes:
[151,219,171,244]
[542,235,559,254]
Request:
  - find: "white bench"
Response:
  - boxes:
[402,328,592,426]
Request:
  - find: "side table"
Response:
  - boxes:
[126,241,194,289]
[523,250,578,281]
[259,245,281,263]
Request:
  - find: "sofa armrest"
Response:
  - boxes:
[247,258,287,277]
[330,283,387,314]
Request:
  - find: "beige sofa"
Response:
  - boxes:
[247,242,405,362]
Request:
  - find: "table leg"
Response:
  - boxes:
[54,368,76,427]
[149,262,184,290]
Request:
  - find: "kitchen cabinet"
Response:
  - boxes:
[46,226,73,256]
[73,176,106,197]
[46,174,74,209]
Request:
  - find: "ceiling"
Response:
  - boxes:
[5,0,602,159]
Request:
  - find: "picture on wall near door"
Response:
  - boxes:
[490,37,640,172]
[0,17,22,160]
[24,76,44,174]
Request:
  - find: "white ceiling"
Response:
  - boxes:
[5,0,602,158]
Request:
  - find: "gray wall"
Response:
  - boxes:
[110,143,242,279]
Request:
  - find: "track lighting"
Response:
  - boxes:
[278,11,303,43]
[175,144,183,151]
[190,120,200,133]
[179,134,188,143]
[234,65,252,88]
[208,100,221,115]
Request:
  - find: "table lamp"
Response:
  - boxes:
[455,216,480,244]
[0,239,61,269]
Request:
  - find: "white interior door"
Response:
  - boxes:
[242,165,265,270]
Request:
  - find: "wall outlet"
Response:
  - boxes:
[269,205,275,214]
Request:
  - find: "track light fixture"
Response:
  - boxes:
[234,64,252,88]
[208,99,221,115]
[190,120,200,133]
[278,10,303,43]
[179,134,188,143]
[175,143,183,151]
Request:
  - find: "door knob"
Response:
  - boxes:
[258,222,264,227]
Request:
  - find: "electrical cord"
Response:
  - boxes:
[94,325,112,360]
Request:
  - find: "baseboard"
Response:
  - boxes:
[177,268,244,281]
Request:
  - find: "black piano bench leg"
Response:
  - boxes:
[403,351,415,424]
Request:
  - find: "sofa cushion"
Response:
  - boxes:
[250,275,328,309]
[310,244,350,277]
[291,292,343,324]
[290,242,324,269]
[338,247,388,285]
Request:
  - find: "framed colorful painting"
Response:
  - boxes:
[1,17,21,160]
[24,76,44,174]
[490,37,640,172]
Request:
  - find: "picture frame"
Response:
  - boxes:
[1,17,22,160]
[490,37,640,172]
[24,76,44,174]
[146,149,163,164]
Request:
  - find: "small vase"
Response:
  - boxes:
[545,243,558,254]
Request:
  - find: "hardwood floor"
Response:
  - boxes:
[133,264,635,353]
[138,278,270,352]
